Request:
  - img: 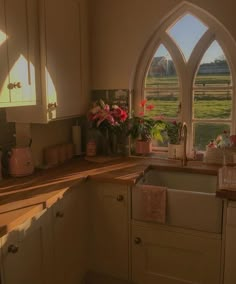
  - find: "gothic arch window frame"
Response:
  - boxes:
[132,1,236,153]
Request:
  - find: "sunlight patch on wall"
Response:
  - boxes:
[0,55,36,105]
[45,67,57,104]
[0,30,7,46]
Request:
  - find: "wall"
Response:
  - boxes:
[31,117,86,167]
[90,0,236,89]
[0,110,15,150]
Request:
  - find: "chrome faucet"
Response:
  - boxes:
[180,122,188,166]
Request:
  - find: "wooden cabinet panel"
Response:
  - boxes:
[224,202,236,284]
[0,209,53,284]
[43,0,81,119]
[52,184,89,284]
[132,222,222,284]
[0,0,38,107]
[89,181,129,280]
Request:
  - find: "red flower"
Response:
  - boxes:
[88,100,128,130]
[146,104,154,111]
[120,109,128,121]
[140,99,147,107]
[138,111,144,116]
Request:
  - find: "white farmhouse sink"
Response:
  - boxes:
[133,168,223,233]
[142,168,217,193]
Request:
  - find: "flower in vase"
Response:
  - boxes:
[88,99,128,135]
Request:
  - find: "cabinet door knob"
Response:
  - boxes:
[7,83,15,90]
[8,244,19,254]
[15,82,22,88]
[116,195,124,202]
[7,82,22,90]
[56,211,64,218]
[134,237,142,245]
[48,102,57,109]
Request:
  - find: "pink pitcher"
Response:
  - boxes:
[8,147,34,177]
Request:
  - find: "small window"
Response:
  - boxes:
[167,14,208,62]
[144,44,180,120]
[193,40,232,150]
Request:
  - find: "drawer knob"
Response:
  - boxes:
[8,244,19,254]
[134,237,142,245]
[116,195,124,202]
[48,102,57,109]
[56,211,64,218]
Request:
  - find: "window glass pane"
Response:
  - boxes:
[193,122,230,150]
[194,41,231,87]
[167,14,208,61]
[193,90,232,119]
[145,90,180,119]
[145,44,179,88]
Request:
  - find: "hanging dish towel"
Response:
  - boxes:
[135,185,167,224]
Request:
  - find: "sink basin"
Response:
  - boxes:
[142,168,217,193]
[133,168,223,233]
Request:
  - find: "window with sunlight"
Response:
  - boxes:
[141,8,236,152]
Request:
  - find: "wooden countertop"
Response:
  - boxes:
[0,155,232,237]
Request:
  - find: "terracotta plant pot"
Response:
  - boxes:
[135,140,152,154]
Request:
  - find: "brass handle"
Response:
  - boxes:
[48,102,57,109]
[8,244,19,254]
[134,237,142,245]
[7,82,22,90]
[15,82,21,88]
[116,195,124,202]
[56,211,64,218]
[7,83,15,90]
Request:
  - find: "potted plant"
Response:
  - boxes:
[165,121,183,158]
[87,99,128,155]
[127,100,165,154]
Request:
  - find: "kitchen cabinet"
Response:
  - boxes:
[132,222,222,284]
[51,183,89,284]
[0,184,89,284]
[0,0,39,107]
[224,201,236,284]
[88,181,130,281]
[6,0,90,123]
[0,208,53,284]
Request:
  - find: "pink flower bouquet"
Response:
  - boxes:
[88,100,128,134]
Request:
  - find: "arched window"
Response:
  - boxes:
[133,3,236,153]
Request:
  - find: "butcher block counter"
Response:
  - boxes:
[0,155,232,238]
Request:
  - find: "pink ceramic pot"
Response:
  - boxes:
[9,147,34,177]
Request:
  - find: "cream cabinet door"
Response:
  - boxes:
[224,202,236,284]
[89,181,130,281]
[51,184,89,284]
[0,0,38,107]
[132,222,222,284]
[0,209,53,284]
[7,0,89,123]
[42,0,82,121]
